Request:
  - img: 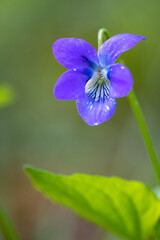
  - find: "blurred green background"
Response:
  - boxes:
[0,0,160,239]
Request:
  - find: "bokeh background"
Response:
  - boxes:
[0,0,160,239]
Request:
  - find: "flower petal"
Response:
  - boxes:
[53,38,99,69]
[54,68,93,100]
[107,64,133,98]
[77,97,116,126]
[98,34,146,67]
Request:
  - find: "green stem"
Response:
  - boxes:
[0,203,21,240]
[97,28,160,184]
[98,28,111,49]
[128,90,160,184]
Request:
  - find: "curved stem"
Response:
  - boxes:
[128,90,160,184]
[97,28,160,184]
[98,28,111,49]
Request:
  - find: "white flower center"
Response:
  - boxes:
[85,69,110,101]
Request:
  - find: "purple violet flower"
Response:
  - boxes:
[52,34,146,126]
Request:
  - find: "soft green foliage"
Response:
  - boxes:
[0,203,21,240]
[152,187,160,239]
[153,186,160,200]
[0,84,16,108]
[25,166,160,240]
[151,220,160,240]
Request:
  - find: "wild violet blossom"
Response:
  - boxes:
[52,34,146,126]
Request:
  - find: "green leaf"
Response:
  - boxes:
[151,220,160,240]
[25,165,160,240]
[0,203,21,240]
[151,187,160,239]
[0,84,16,108]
